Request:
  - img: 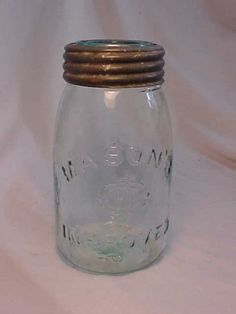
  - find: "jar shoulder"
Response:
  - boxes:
[54,85,172,153]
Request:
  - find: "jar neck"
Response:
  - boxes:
[66,83,162,92]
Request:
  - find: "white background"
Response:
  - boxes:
[0,1,235,313]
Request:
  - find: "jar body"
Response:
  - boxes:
[54,84,172,274]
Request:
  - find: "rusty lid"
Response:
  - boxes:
[63,40,165,88]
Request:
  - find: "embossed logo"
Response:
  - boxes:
[100,176,149,211]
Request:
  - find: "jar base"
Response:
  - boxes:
[57,222,167,274]
[57,245,166,275]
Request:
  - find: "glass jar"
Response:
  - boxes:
[54,40,173,274]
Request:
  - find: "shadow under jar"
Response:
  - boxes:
[54,40,173,274]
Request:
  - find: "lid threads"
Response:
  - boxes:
[63,40,165,88]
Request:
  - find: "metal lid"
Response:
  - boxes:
[63,40,165,88]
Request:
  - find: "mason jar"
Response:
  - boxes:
[54,40,173,274]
